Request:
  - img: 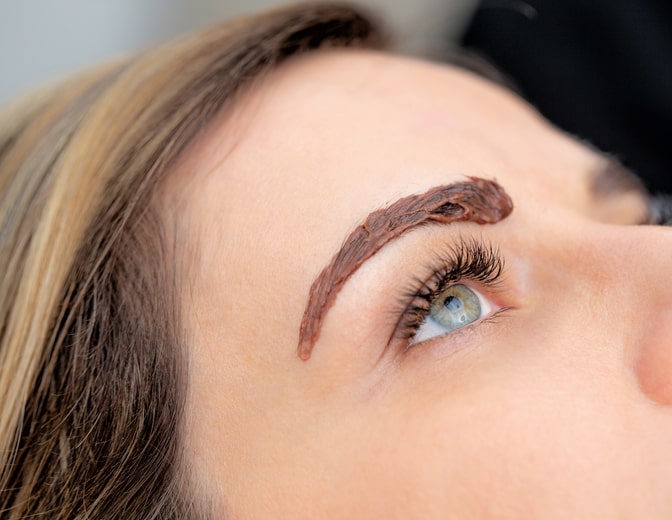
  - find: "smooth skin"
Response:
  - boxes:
[169,50,672,518]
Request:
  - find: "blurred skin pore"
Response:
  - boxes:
[171,50,672,518]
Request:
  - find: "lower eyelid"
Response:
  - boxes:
[402,307,512,360]
[405,307,515,357]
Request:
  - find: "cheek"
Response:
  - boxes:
[316,342,647,519]
[194,336,661,520]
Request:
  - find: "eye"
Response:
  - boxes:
[646,194,672,226]
[391,238,505,348]
[411,284,495,344]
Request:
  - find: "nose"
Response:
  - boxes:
[598,224,672,405]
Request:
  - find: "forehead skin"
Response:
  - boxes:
[178,49,612,336]
[170,50,657,518]
[176,49,639,360]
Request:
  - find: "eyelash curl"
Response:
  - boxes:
[394,237,504,344]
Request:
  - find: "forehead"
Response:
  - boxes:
[171,49,597,350]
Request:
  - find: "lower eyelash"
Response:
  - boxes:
[392,236,504,342]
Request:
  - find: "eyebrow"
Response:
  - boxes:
[297,177,513,360]
[590,157,648,200]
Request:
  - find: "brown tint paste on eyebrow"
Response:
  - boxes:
[297,177,513,361]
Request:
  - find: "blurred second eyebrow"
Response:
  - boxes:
[590,158,648,200]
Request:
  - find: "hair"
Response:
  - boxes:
[0,4,384,518]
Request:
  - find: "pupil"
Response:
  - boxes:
[444,295,463,313]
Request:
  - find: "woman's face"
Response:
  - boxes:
[174,50,672,518]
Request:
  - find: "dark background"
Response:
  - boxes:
[460,0,672,194]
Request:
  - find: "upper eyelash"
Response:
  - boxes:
[646,194,672,226]
[392,237,504,343]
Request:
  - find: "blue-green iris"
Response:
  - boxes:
[429,284,481,332]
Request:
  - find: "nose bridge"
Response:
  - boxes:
[574,223,672,405]
[520,211,672,404]
[589,224,672,301]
